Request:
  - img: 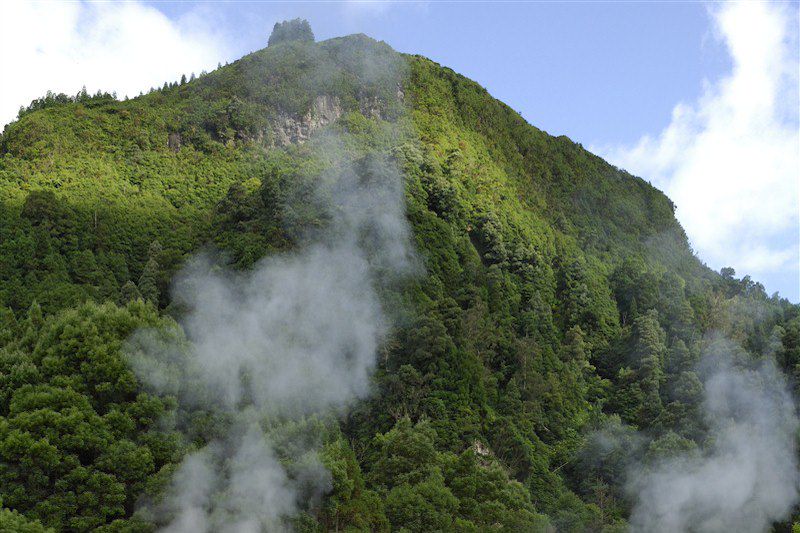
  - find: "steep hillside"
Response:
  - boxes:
[0,25,797,532]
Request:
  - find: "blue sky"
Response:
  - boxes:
[2,1,798,300]
[151,1,730,147]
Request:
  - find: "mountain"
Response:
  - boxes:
[0,22,798,532]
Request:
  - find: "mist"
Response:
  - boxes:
[628,339,799,532]
[126,131,416,530]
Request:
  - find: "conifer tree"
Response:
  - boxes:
[119,280,142,305]
[137,258,160,304]
[137,241,162,304]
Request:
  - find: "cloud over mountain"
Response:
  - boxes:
[598,1,799,300]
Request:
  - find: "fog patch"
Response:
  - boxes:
[627,340,799,532]
[127,139,416,530]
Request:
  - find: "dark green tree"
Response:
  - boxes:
[268,19,314,46]
[118,281,142,305]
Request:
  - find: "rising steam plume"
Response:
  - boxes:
[627,338,799,533]
[127,117,415,529]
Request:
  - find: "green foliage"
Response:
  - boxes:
[268,19,315,47]
[367,418,550,531]
[0,507,54,532]
[0,29,796,531]
[319,436,390,532]
[0,301,181,531]
[16,88,117,121]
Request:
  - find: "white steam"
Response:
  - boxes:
[628,346,799,532]
[170,244,382,414]
[160,425,314,533]
[128,140,415,530]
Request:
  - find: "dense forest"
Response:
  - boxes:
[0,19,798,532]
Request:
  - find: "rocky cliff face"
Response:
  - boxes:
[270,85,403,146]
[272,94,343,146]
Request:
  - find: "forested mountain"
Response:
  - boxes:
[0,20,798,532]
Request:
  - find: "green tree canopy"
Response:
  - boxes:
[268,19,315,46]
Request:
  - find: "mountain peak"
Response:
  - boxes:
[268,18,315,47]
[1,27,796,533]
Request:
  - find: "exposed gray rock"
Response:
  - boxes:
[359,95,383,120]
[272,95,342,146]
[168,132,181,152]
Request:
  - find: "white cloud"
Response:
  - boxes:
[0,1,230,128]
[597,1,799,298]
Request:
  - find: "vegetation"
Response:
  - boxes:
[0,20,797,531]
[268,18,315,47]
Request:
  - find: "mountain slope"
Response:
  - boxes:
[0,28,797,532]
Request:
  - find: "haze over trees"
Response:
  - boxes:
[268,18,315,47]
[0,19,797,532]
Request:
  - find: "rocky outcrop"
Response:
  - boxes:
[167,132,181,152]
[470,440,495,468]
[272,95,342,146]
[359,95,383,120]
